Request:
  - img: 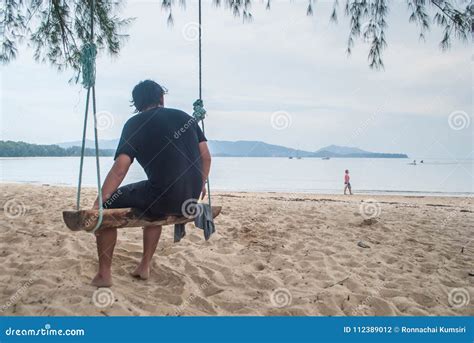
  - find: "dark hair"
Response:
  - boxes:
[345,169,349,173]
[131,80,167,112]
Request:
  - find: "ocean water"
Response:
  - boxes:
[0,157,473,196]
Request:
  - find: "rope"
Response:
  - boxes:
[76,87,91,210]
[91,86,103,234]
[79,42,97,88]
[196,0,212,209]
[76,0,103,233]
[192,99,206,121]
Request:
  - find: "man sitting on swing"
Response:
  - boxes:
[91,79,211,287]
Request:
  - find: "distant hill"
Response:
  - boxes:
[207,140,315,158]
[315,145,367,155]
[3,140,408,158]
[312,145,407,158]
[206,141,408,158]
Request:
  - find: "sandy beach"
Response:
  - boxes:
[0,183,472,316]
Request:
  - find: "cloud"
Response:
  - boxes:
[0,0,471,158]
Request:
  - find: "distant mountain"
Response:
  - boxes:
[50,140,409,159]
[206,141,408,158]
[207,140,314,158]
[315,145,367,155]
[312,144,407,158]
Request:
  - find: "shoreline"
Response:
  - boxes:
[1,181,472,198]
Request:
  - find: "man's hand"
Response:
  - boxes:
[94,154,132,208]
[200,183,207,200]
[92,199,99,210]
[199,142,211,200]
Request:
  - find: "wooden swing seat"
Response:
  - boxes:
[62,206,222,232]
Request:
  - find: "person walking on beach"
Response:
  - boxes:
[344,169,352,195]
[91,80,211,287]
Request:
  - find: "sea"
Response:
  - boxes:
[1,157,473,196]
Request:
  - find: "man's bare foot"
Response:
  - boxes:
[131,264,150,280]
[91,273,112,287]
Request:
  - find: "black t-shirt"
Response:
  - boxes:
[114,107,206,214]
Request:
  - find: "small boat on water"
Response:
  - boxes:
[295,149,302,160]
[322,157,330,160]
[288,156,293,159]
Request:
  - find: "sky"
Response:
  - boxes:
[0,0,472,159]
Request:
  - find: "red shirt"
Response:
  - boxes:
[344,174,350,183]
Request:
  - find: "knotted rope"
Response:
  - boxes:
[76,0,103,233]
[79,42,97,88]
[192,98,206,121]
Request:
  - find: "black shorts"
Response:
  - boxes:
[102,180,202,217]
[345,182,351,187]
[102,181,156,215]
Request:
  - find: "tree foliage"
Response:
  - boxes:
[1,0,471,72]
[0,140,114,157]
[1,0,131,72]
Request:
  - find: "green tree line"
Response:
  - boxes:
[0,141,114,157]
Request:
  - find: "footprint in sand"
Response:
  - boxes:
[253,262,266,271]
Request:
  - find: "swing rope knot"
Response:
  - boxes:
[79,42,97,89]
[192,98,206,121]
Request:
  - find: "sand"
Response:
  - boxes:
[0,183,473,316]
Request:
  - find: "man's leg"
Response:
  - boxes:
[132,225,162,280]
[92,228,117,287]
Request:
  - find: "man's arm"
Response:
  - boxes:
[93,154,132,209]
[199,141,211,200]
